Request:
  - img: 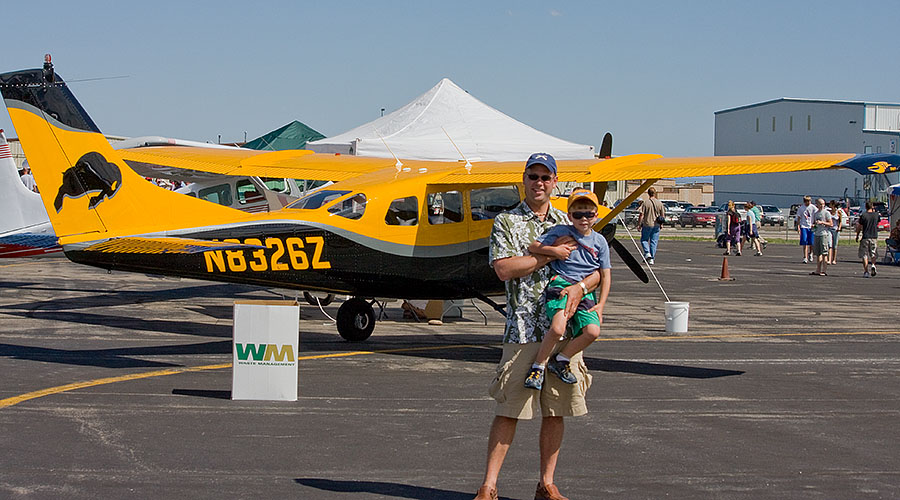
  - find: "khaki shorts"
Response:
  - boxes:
[858,238,877,260]
[489,341,592,420]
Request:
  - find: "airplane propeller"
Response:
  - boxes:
[600,223,649,283]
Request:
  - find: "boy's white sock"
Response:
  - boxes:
[532,363,545,370]
[555,354,570,364]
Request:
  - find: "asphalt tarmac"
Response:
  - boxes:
[1,240,898,499]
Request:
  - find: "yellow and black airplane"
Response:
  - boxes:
[2,60,897,341]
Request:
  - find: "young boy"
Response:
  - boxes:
[524,189,612,390]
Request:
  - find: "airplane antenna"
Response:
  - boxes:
[375,130,403,170]
[441,126,472,173]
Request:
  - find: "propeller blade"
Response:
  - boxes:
[598,132,613,159]
[611,238,649,283]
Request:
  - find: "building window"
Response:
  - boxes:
[865,145,873,154]
[755,118,759,132]
[772,117,776,132]
[789,116,793,131]
[807,115,811,131]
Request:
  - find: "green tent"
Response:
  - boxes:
[243,121,326,151]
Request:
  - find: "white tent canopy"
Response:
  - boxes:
[307,78,595,162]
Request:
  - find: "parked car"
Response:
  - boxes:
[848,206,861,228]
[615,200,641,226]
[679,206,718,227]
[760,205,785,226]
[879,217,891,231]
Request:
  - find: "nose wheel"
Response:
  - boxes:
[336,297,376,341]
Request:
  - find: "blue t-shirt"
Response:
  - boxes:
[538,225,611,282]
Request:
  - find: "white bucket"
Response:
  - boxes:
[664,301,690,333]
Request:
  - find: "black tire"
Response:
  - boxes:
[680,222,685,228]
[303,291,334,307]
[336,298,375,342]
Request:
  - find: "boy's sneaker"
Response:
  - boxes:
[547,355,578,384]
[524,366,544,390]
[871,264,877,277]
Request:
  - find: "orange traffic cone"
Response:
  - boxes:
[719,256,735,281]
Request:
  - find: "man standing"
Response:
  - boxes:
[19,163,37,192]
[475,153,600,500]
[796,195,816,263]
[637,187,665,265]
[856,201,880,278]
[811,198,832,275]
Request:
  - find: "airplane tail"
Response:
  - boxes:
[0,129,52,235]
[0,61,238,244]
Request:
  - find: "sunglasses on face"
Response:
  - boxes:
[526,173,554,182]
[571,211,596,220]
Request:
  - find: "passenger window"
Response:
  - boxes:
[328,193,367,220]
[427,191,463,224]
[198,183,233,206]
[385,196,419,226]
[236,179,264,204]
[470,186,520,220]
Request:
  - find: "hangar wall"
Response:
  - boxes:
[714,98,900,207]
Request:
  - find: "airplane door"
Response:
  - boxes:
[466,185,522,293]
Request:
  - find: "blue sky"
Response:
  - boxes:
[2,1,898,158]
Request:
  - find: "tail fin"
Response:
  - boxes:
[0,64,238,244]
[0,129,52,234]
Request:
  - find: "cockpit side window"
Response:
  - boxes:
[427,191,463,224]
[328,193,367,220]
[470,186,520,220]
[385,196,419,226]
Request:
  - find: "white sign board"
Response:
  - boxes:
[232,300,299,401]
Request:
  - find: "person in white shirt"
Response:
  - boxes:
[746,203,763,256]
[796,195,816,263]
[20,165,37,193]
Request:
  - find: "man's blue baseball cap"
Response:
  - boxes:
[525,152,557,175]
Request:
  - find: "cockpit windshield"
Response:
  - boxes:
[287,190,351,210]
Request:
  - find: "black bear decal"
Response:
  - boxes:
[53,152,122,213]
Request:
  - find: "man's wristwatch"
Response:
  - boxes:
[578,281,588,295]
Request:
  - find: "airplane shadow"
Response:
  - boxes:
[0,341,230,369]
[294,478,501,500]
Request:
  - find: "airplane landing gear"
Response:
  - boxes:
[336,297,375,342]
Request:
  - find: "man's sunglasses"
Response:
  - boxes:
[571,211,596,220]
[526,173,554,182]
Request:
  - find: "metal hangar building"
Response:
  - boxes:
[713,98,900,207]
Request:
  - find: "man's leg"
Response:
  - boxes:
[649,226,660,258]
[478,416,518,492]
[640,226,651,258]
[539,416,564,487]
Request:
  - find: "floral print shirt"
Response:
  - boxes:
[489,201,568,344]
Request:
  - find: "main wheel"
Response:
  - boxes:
[336,298,375,342]
[303,291,334,307]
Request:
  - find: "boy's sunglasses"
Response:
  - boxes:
[571,211,596,220]
[526,173,553,182]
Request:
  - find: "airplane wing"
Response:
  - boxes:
[119,146,401,183]
[119,137,900,187]
[432,152,897,185]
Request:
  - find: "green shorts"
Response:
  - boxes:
[544,275,601,338]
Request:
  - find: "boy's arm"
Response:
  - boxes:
[527,239,571,260]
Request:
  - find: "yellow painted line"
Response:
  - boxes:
[0,261,40,269]
[3,332,899,410]
[0,345,483,409]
